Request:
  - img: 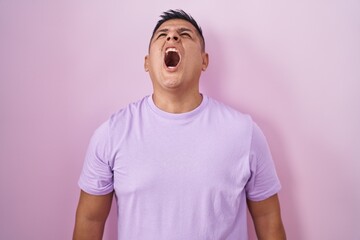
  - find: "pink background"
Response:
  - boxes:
[1,1,359,239]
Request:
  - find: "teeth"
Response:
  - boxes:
[166,48,178,54]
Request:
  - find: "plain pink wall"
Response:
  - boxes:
[1,1,359,239]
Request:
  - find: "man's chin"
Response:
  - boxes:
[162,79,181,89]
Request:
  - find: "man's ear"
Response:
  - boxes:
[144,55,149,72]
[202,52,209,71]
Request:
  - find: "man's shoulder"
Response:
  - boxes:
[111,96,148,118]
[105,96,149,128]
[206,96,252,121]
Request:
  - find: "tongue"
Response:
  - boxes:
[165,52,180,67]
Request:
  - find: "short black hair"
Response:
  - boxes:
[150,9,205,51]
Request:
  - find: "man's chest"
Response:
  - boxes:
[111,126,251,197]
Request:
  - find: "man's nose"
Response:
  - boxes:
[166,33,179,42]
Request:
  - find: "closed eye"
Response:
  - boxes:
[181,33,192,38]
[156,33,167,39]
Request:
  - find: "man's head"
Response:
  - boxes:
[149,9,205,52]
[145,10,209,93]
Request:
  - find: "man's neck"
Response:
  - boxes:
[152,90,203,114]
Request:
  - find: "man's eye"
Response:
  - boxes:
[157,33,167,39]
[181,33,191,38]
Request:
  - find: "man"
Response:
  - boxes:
[73,9,286,240]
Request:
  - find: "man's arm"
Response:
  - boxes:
[73,190,113,240]
[247,194,286,240]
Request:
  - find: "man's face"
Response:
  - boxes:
[145,19,208,93]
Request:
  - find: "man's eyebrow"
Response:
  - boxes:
[155,28,169,34]
[178,27,193,33]
[155,27,194,35]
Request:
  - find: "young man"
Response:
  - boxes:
[73,9,286,240]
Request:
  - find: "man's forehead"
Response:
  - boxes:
[156,19,197,32]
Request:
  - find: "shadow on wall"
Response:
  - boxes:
[201,29,304,239]
[258,118,303,240]
[200,30,227,101]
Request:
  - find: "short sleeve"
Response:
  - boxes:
[78,121,114,195]
[245,122,281,201]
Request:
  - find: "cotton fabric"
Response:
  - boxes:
[79,95,281,240]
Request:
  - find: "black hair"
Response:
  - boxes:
[150,9,205,51]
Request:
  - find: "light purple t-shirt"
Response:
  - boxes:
[79,95,281,240]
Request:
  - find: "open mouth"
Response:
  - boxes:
[164,48,181,69]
